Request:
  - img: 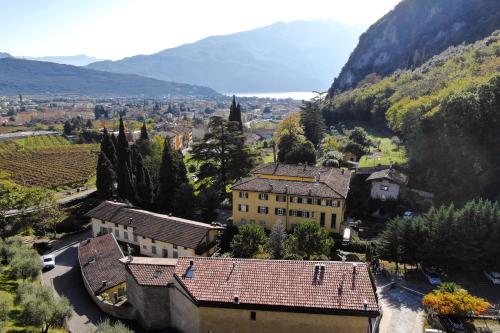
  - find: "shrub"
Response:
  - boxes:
[231,224,268,258]
[423,287,491,316]
[97,319,133,333]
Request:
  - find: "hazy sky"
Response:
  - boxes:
[1,0,400,60]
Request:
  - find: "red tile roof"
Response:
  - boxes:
[124,257,177,287]
[234,163,352,199]
[86,201,223,250]
[78,233,125,295]
[174,258,379,316]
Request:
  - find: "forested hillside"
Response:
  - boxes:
[330,0,500,91]
[0,58,218,97]
[324,32,500,203]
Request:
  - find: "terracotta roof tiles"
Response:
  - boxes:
[174,257,379,315]
[78,234,125,295]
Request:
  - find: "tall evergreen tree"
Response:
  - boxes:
[135,155,154,209]
[191,116,256,200]
[140,121,149,140]
[173,183,195,219]
[100,127,117,167]
[228,95,243,130]
[96,153,116,198]
[156,139,189,213]
[116,117,133,200]
[300,99,325,146]
[63,121,72,135]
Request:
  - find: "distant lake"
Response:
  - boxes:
[227,92,317,101]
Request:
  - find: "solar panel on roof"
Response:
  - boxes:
[185,267,195,278]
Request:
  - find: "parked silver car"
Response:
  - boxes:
[41,254,55,270]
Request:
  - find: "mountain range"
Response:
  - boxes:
[0,58,218,96]
[86,20,365,93]
[20,54,103,67]
[330,0,500,92]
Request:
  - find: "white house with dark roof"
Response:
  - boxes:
[86,201,223,258]
[366,168,408,200]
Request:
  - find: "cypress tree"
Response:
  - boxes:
[116,117,132,200]
[156,138,179,213]
[135,156,154,209]
[100,127,117,167]
[235,102,243,130]
[229,95,237,122]
[156,138,189,213]
[140,121,149,140]
[136,121,152,157]
[228,95,243,130]
[96,153,116,198]
[173,183,195,219]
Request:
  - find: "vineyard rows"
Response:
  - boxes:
[0,140,99,188]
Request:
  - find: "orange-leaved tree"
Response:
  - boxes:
[423,284,491,316]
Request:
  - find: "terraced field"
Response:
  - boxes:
[0,136,98,189]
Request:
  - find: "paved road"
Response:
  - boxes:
[378,286,424,333]
[5,188,96,218]
[42,229,109,333]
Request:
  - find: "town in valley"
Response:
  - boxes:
[0,1,499,333]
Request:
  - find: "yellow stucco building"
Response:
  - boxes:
[232,163,352,233]
[87,201,223,258]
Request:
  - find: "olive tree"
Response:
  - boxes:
[16,282,72,333]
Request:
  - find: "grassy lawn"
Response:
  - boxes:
[261,148,275,163]
[0,265,67,333]
[358,137,407,167]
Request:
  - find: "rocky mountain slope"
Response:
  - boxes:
[330,0,500,92]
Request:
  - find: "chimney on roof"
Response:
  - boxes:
[234,295,239,304]
[364,300,368,311]
[128,218,133,226]
[269,184,273,192]
[127,244,132,262]
[102,280,107,288]
[320,264,326,273]
[190,260,194,266]
[353,263,357,275]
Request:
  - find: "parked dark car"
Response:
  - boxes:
[33,240,53,253]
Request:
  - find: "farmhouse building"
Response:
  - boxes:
[79,235,380,332]
[232,163,352,234]
[366,168,408,200]
[86,201,223,258]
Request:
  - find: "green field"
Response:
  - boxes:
[358,137,407,167]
